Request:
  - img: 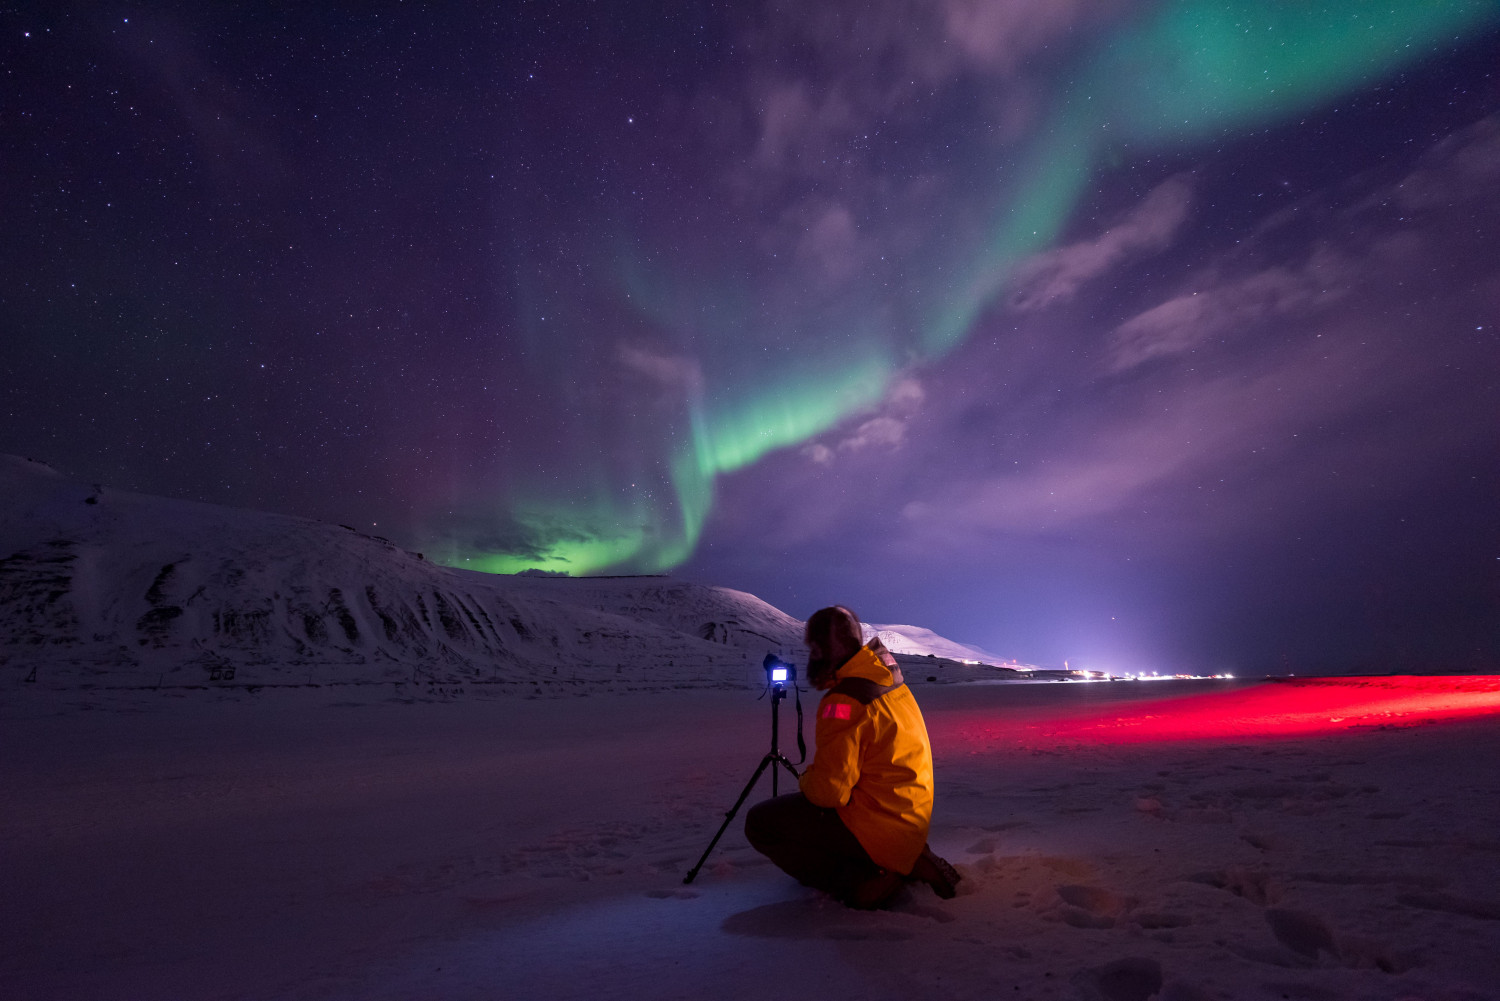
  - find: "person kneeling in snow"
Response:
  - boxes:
[745,605,960,908]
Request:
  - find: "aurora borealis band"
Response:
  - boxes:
[478,0,1500,576]
[4,2,1500,674]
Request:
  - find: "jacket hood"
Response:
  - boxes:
[835,637,904,688]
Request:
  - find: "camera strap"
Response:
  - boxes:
[793,685,806,764]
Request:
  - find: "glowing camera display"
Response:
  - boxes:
[762,653,796,688]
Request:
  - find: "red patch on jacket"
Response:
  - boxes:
[820,702,852,720]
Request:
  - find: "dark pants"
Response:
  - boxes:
[744,793,881,900]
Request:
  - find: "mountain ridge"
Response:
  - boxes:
[0,456,1023,691]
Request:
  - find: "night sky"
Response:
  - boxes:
[4,2,1499,676]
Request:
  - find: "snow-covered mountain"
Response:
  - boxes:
[861,623,1010,666]
[0,456,806,690]
[1,456,1022,691]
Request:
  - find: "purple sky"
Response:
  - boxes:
[3,3,1498,674]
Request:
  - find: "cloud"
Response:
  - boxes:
[1105,112,1500,377]
[803,443,835,465]
[792,201,861,283]
[887,378,926,410]
[804,416,904,464]
[940,0,1097,75]
[1104,262,1341,372]
[739,1,1102,184]
[840,416,908,452]
[760,0,1103,85]
[1384,114,1500,213]
[1010,174,1195,312]
[899,333,1390,544]
[895,114,1500,555]
[803,377,925,463]
[616,345,704,400]
[901,449,1177,534]
[752,82,857,171]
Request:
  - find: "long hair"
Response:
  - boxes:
[805,605,863,688]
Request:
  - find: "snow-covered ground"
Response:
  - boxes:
[5,678,1500,1001]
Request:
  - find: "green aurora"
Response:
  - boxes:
[442,0,1499,577]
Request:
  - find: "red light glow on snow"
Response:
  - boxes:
[958,676,1500,747]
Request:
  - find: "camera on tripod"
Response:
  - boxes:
[683,651,806,884]
[764,653,795,692]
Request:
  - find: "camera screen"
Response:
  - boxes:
[769,666,789,683]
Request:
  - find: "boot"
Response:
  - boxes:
[907,844,961,899]
[846,867,904,909]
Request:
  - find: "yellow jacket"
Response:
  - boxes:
[799,639,934,874]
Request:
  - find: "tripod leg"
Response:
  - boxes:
[772,754,801,783]
[683,754,775,884]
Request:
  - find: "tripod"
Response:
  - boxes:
[683,681,801,884]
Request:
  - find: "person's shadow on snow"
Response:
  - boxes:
[721,891,955,939]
